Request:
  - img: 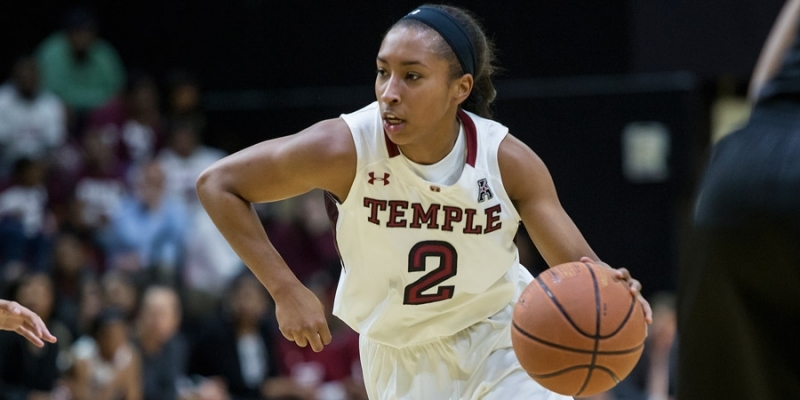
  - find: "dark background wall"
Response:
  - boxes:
[0,0,788,294]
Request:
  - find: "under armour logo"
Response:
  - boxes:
[368,172,390,185]
[477,178,493,203]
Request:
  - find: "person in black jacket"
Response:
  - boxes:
[189,272,311,400]
[0,273,63,400]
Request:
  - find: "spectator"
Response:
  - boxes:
[76,277,104,338]
[55,128,127,231]
[135,286,188,400]
[157,117,240,321]
[102,160,188,283]
[51,231,96,339]
[158,117,223,209]
[0,56,67,179]
[69,308,142,400]
[190,272,312,400]
[88,71,165,166]
[0,273,69,400]
[35,6,125,116]
[165,69,205,132]
[0,158,54,279]
[102,270,139,323]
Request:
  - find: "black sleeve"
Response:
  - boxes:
[261,319,282,379]
[0,333,32,400]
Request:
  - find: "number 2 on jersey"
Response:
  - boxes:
[403,241,458,305]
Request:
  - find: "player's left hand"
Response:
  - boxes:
[580,257,653,324]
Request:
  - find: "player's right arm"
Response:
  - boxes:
[196,118,356,352]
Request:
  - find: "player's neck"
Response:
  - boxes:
[399,116,460,165]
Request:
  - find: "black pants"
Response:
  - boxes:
[678,101,800,399]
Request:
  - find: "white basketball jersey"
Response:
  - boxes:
[328,102,522,347]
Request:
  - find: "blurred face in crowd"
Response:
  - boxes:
[97,319,128,361]
[79,279,104,333]
[134,161,166,209]
[54,233,86,277]
[12,57,39,99]
[129,78,160,115]
[82,128,115,167]
[16,273,55,322]
[138,287,181,345]
[67,28,97,60]
[170,126,200,158]
[103,272,138,319]
[230,276,270,327]
[171,83,200,114]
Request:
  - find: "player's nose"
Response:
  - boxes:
[378,76,402,104]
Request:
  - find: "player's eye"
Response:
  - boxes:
[406,72,421,81]
[376,68,388,78]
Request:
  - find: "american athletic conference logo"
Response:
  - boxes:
[477,178,493,202]
[368,171,390,185]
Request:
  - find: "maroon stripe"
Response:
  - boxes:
[458,109,477,167]
[384,133,401,158]
[324,191,346,272]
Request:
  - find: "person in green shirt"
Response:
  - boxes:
[35,7,125,115]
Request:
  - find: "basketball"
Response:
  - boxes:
[511,261,647,397]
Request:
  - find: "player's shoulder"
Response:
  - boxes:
[295,117,355,160]
[339,102,381,136]
[497,133,549,196]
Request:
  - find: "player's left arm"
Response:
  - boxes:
[498,134,652,323]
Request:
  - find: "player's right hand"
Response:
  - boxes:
[273,284,332,352]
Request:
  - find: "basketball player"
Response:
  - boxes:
[197,5,652,399]
[678,0,800,398]
[0,298,57,347]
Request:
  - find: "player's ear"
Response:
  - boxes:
[454,74,473,104]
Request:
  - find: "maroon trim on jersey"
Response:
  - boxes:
[384,133,401,158]
[458,109,478,167]
[324,191,346,272]
[383,109,477,166]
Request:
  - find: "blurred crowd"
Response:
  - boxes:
[0,7,364,400]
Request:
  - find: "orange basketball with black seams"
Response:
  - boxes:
[511,261,647,397]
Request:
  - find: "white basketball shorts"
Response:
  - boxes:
[358,265,573,400]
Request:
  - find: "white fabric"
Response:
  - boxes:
[237,333,267,389]
[359,265,572,400]
[0,83,65,168]
[71,336,135,389]
[334,101,522,347]
[0,185,47,237]
[74,177,125,227]
[157,146,242,293]
[157,146,225,210]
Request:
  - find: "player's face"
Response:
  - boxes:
[376,26,465,153]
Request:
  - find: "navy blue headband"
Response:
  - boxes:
[402,6,477,76]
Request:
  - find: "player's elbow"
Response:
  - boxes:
[196,163,230,206]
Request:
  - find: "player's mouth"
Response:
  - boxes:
[382,112,406,134]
